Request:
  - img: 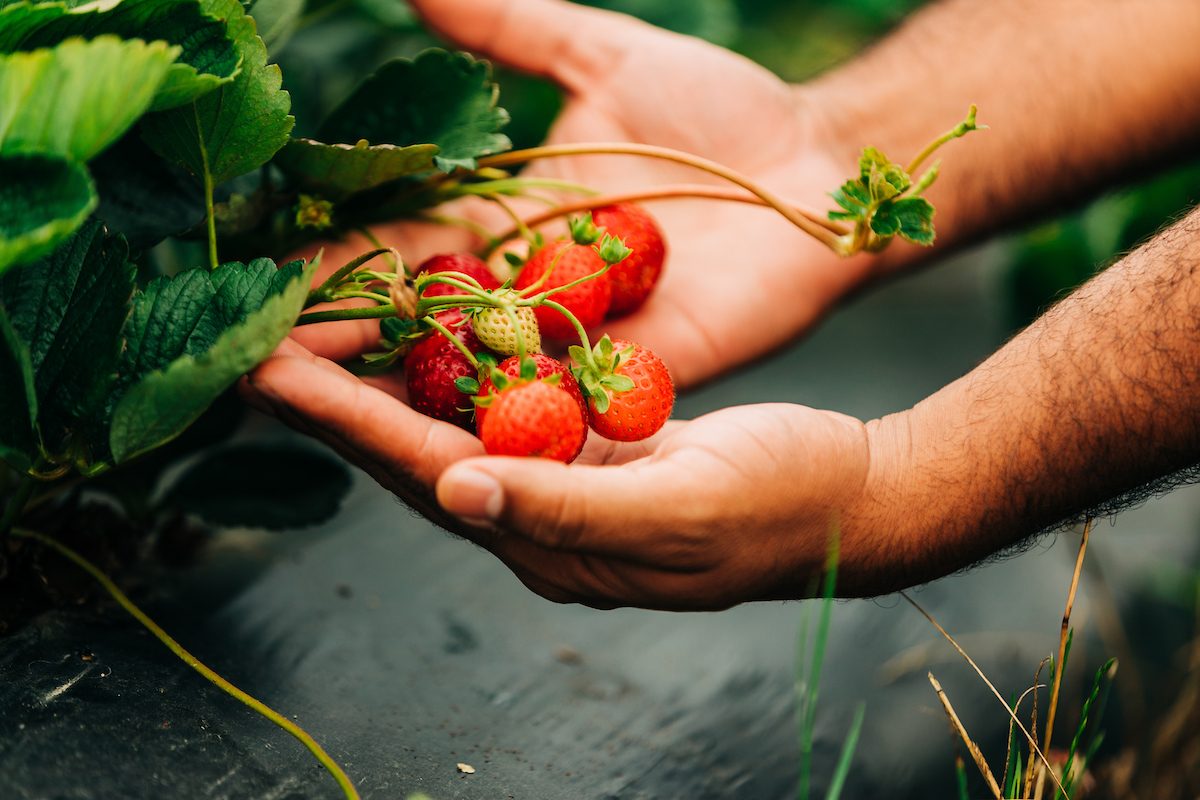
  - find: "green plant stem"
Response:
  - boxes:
[533,261,613,301]
[485,184,846,257]
[421,213,500,247]
[906,104,982,175]
[486,194,539,246]
[296,304,398,326]
[445,176,599,199]
[356,228,402,274]
[515,241,570,295]
[477,143,845,252]
[423,315,480,369]
[306,248,395,307]
[0,474,37,539]
[542,299,596,370]
[10,527,361,800]
[333,290,391,304]
[194,103,218,271]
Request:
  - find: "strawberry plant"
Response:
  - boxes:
[0,0,983,795]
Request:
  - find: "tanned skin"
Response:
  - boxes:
[242,0,1200,609]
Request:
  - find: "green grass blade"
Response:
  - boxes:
[1006,752,1023,798]
[1057,658,1116,800]
[825,702,865,800]
[955,757,970,800]
[798,535,840,800]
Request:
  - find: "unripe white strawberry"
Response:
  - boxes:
[471,292,542,356]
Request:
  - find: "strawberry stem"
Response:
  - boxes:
[906,104,983,176]
[515,240,570,296]
[477,143,846,253]
[542,299,598,372]
[295,304,399,326]
[445,176,600,199]
[423,314,482,369]
[356,227,403,274]
[484,184,846,257]
[306,247,399,307]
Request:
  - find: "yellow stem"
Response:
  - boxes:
[10,527,361,800]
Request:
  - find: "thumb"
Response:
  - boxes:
[436,455,694,557]
[409,0,647,91]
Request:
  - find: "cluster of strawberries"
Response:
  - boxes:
[401,204,674,462]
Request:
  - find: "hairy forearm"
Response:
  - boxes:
[802,0,1200,271]
[858,206,1200,589]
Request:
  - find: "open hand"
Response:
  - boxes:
[243,340,881,609]
[295,0,874,387]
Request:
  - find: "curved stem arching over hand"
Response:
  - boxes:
[484,184,847,258]
[477,142,848,253]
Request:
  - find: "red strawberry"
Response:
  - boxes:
[405,310,488,429]
[418,253,500,299]
[574,337,674,442]
[476,355,588,461]
[592,204,666,316]
[477,380,587,463]
[514,239,611,340]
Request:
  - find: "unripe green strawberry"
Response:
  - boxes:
[470,291,542,356]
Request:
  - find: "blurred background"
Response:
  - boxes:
[3,1,1199,798]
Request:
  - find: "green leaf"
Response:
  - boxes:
[0,36,179,160]
[317,48,510,173]
[164,441,352,529]
[0,153,97,276]
[0,0,241,111]
[109,257,315,463]
[873,196,935,246]
[274,137,441,199]
[0,303,38,470]
[141,0,293,185]
[246,0,304,50]
[0,219,136,458]
[118,258,303,383]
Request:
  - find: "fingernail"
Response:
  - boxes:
[442,468,503,522]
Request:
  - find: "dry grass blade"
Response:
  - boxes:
[902,591,1068,798]
[930,672,1004,799]
[1005,682,1045,793]
[1035,520,1092,800]
[1024,657,1051,794]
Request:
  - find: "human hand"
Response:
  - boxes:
[244,343,896,609]
[295,0,878,387]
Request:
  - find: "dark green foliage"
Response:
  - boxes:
[0,0,240,110]
[142,0,294,184]
[316,49,510,172]
[0,221,136,459]
[0,154,97,275]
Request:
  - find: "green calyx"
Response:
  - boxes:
[569,212,601,245]
[470,354,560,408]
[568,213,633,267]
[569,335,635,415]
